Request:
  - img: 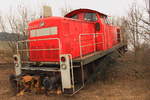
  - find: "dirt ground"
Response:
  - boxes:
[0,54,150,100]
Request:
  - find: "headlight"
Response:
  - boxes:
[61,64,67,70]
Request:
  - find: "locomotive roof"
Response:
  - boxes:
[65,9,108,18]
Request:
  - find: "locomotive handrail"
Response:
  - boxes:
[80,42,104,48]
[79,33,103,36]
[17,38,62,64]
[79,33,104,58]
[67,54,75,92]
[17,48,60,51]
[17,38,61,42]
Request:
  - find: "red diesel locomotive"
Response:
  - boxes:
[11,9,127,95]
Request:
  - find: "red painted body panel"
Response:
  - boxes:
[27,9,120,62]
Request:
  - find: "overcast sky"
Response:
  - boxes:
[0,0,146,17]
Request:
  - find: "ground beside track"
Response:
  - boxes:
[0,55,150,100]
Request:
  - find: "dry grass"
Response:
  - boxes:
[0,50,13,63]
[0,52,150,100]
[0,44,13,63]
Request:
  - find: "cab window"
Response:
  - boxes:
[70,14,78,19]
[84,13,98,21]
[104,17,111,24]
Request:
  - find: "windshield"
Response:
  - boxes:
[84,13,98,21]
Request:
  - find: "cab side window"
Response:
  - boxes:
[84,13,98,21]
[104,17,111,24]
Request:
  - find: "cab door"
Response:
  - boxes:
[94,15,106,51]
[102,17,112,50]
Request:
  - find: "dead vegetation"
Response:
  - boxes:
[0,51,150,100]
[0,50,13,64]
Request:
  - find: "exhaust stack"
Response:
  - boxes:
[43,6,52,18]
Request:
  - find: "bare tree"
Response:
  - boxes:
[0,4,39,55]
[127,3,143,50]
[121,1,150,63]
[61,7,73,16]
[7,5,36,36]
[144,0,150,21]
[0,15,6,32]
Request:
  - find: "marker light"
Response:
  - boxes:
[14,56,18,62]
[61,57,66,62]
